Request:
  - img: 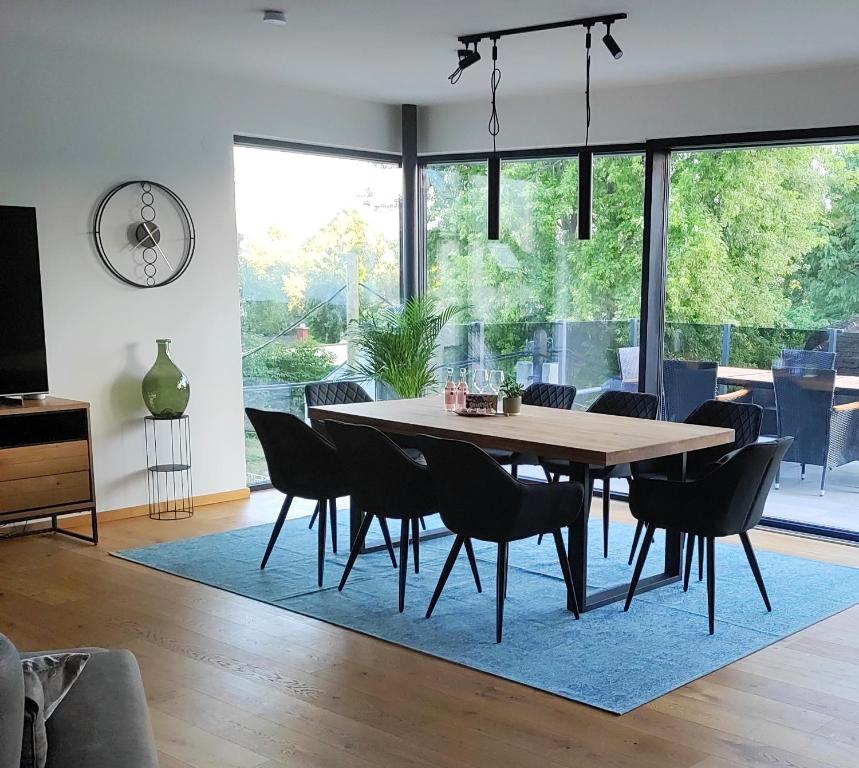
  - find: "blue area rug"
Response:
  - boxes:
[114,515,859,713]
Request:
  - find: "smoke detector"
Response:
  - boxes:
[263,9,287,26]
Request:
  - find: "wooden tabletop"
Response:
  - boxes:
[719,366,859,395]
[310,397,734,466]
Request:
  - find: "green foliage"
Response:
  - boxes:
[500,377,525,398]
[350,296,465,398]
[242,338,336,384]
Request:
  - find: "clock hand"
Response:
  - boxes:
[141,222,174,272]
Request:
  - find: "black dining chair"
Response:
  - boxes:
[245,408,392,587]
[488,382,577,479]
[419,434,584,643]
[624,437,793,634]
[773,366,859,495]
[326,421,480,612]
[305,379,426,530]
[304,381,372,530]
[628,399,763,570]
[662,360,720,422]
[539,390,660,558]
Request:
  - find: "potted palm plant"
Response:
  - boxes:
[500,377,525,415]
[350,296,463,399]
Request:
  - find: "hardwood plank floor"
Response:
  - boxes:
[1,491,858,768]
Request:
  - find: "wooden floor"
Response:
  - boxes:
[2,492,859,768]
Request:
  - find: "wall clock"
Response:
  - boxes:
[93,180,195,288]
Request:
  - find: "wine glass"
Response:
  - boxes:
[489,370,503,395]
[473,368,488,394]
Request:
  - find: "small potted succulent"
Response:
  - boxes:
[500,377,525,416]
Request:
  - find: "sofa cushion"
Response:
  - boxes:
[41,650,157,768]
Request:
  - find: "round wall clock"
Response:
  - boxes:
[93,180,195,288]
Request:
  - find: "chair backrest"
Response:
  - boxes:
[0,634,23,768]
[419,434,523,540]
[617,346,640,382]
[588,390,658,420]
[684,399,763,475]
[662,360,718,422]
[245,408,342,498]
[703,437,793,535]
[522,382,576,409]
[305,381,373,435]
[325,421,433,518]
[773,367,835,466]
[779,348,836,370]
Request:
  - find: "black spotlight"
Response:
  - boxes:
[449,44,481,84]
[602,23,623,59]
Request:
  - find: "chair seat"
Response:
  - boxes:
[541,459,631,480]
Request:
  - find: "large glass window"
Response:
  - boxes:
[425,154,645,410]
[665,143,859,533]
[234,144,401,485]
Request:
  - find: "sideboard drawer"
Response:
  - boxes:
[0,441,90,482]
[0,471,92,514]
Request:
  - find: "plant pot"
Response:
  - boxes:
[502,395,522,415]
[142,339,190,418]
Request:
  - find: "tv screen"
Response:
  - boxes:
[0,206,49,397]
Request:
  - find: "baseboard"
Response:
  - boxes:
[62,487,251,529]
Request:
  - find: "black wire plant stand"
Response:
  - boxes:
[144,415,194,520]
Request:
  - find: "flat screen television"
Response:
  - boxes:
[0,206,49,397]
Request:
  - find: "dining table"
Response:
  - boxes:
[309,396,735,612]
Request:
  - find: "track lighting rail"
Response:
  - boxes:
[457,12,627,46]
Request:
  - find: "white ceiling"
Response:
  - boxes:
[4,0,859,105]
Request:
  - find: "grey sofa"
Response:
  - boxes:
[0,634,158,768]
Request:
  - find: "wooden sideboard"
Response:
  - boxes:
[0,397,97,543]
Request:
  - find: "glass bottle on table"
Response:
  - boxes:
[456,367,469,410]
[443,368,456,412]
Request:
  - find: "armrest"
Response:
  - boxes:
[716,388,751,402]
[833,400,859,412]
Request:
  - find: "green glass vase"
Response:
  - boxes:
[142,339,190,418]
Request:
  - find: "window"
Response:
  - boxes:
[665,142,859,533]
[425,153,645,410]
[234,143,402,485]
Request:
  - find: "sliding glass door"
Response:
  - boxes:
[665,142,859,535]
[234,143,402,485]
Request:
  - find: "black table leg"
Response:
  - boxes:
[568,463,590,613]
[664,452,686,577]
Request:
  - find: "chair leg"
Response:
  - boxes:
[698,534,704,582]
[820,464,828,497]
[308,504,318,529]
[628,519,645,565]
[683,533,695,592]
[378,517,397,568]
[317,499,327,588]
[261,495,293,569]
[739,532,772,612]
[398,519,409,613]
[624,525,655,612]
[542,464,552,482]
[328,498,337,554]
[419,517,427,530]
[775,465,780,490]
[463,537,482,592]
[496,542,508,643]
[537,533,543,545]
[411,517,420,574]
[602,478,611,558]
[801,463,806,480]
[552,530,579,619]
[426,535,464,617]
[338,512,375,591]
[511,464,518,479]
[503,542,509,599]
[706,536,716,635]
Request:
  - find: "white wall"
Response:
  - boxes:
[420,62,859,153]
[0,38,400,512]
